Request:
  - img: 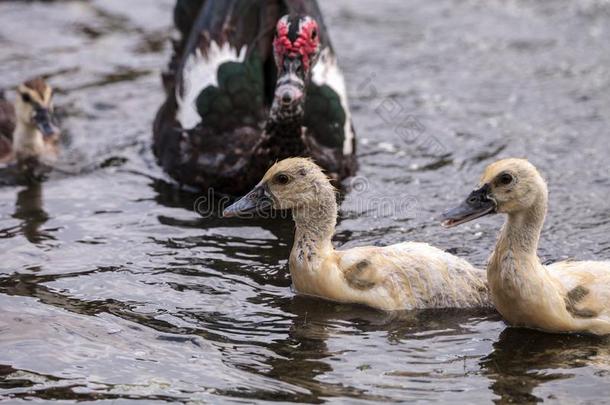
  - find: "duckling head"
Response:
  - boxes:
[271,15,321,120]
[15,77,59,139]
[223,157,334,217]
[441,158,548,227]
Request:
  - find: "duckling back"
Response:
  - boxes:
[548,260,610,333]
[333,242,491,311]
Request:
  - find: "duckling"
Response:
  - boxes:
[223,158,490,311]
[441,158,610,335]
[0,78,60,166]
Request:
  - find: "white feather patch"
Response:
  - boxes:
[312,47,354,155]
[176,41,247,129]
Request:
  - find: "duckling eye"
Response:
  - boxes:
[21,93,31,103]
[274,174,291,185]
[499,173,514,186]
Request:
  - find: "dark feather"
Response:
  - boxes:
[174,0,206,39]
[0,91,16,141]
[304,84,347,148]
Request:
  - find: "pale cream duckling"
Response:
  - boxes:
[0,77,60,166]
[442,158,610,335]
[223,158,490,311]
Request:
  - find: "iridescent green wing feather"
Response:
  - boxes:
[304,84,346,149]
[195,53,265,133]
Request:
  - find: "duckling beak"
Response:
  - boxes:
[223,184,274,218]
[441,184,496,228]
[33,107,59,138]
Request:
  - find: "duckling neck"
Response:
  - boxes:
[488,193,548,291]
[290,189,337,271]
[498,196,547,258]
[13,122,44,160]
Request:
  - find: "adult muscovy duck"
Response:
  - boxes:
[154,0,357,195]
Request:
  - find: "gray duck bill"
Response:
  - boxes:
[222,185,273,218]
[33,107,59,138]
[441,184,496,228]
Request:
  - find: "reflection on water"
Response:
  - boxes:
[13,184,50,244]
[482,329,610,403]
[0,0,609,403]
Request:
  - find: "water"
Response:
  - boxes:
[1,0,609,403]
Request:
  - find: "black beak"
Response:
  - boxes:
[441,184,497,228]
[33,107,59,138]
[223,184,274,218]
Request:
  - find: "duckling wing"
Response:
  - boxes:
[337,243,490,310]
[548,261,610,322]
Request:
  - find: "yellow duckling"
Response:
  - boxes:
[0,77,60,166]
[224,158,490,311]
[442,158,610,335]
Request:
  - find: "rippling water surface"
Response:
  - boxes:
[1,0,609,403]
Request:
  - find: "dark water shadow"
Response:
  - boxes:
[481,327,610,403]
[12,182,53,244]
[222,295,500,402]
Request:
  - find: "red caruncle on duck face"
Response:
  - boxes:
[273,15,321,76]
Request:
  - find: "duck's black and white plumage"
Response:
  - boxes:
[154,0,357,195]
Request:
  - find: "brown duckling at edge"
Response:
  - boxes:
[0,77,60,169]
